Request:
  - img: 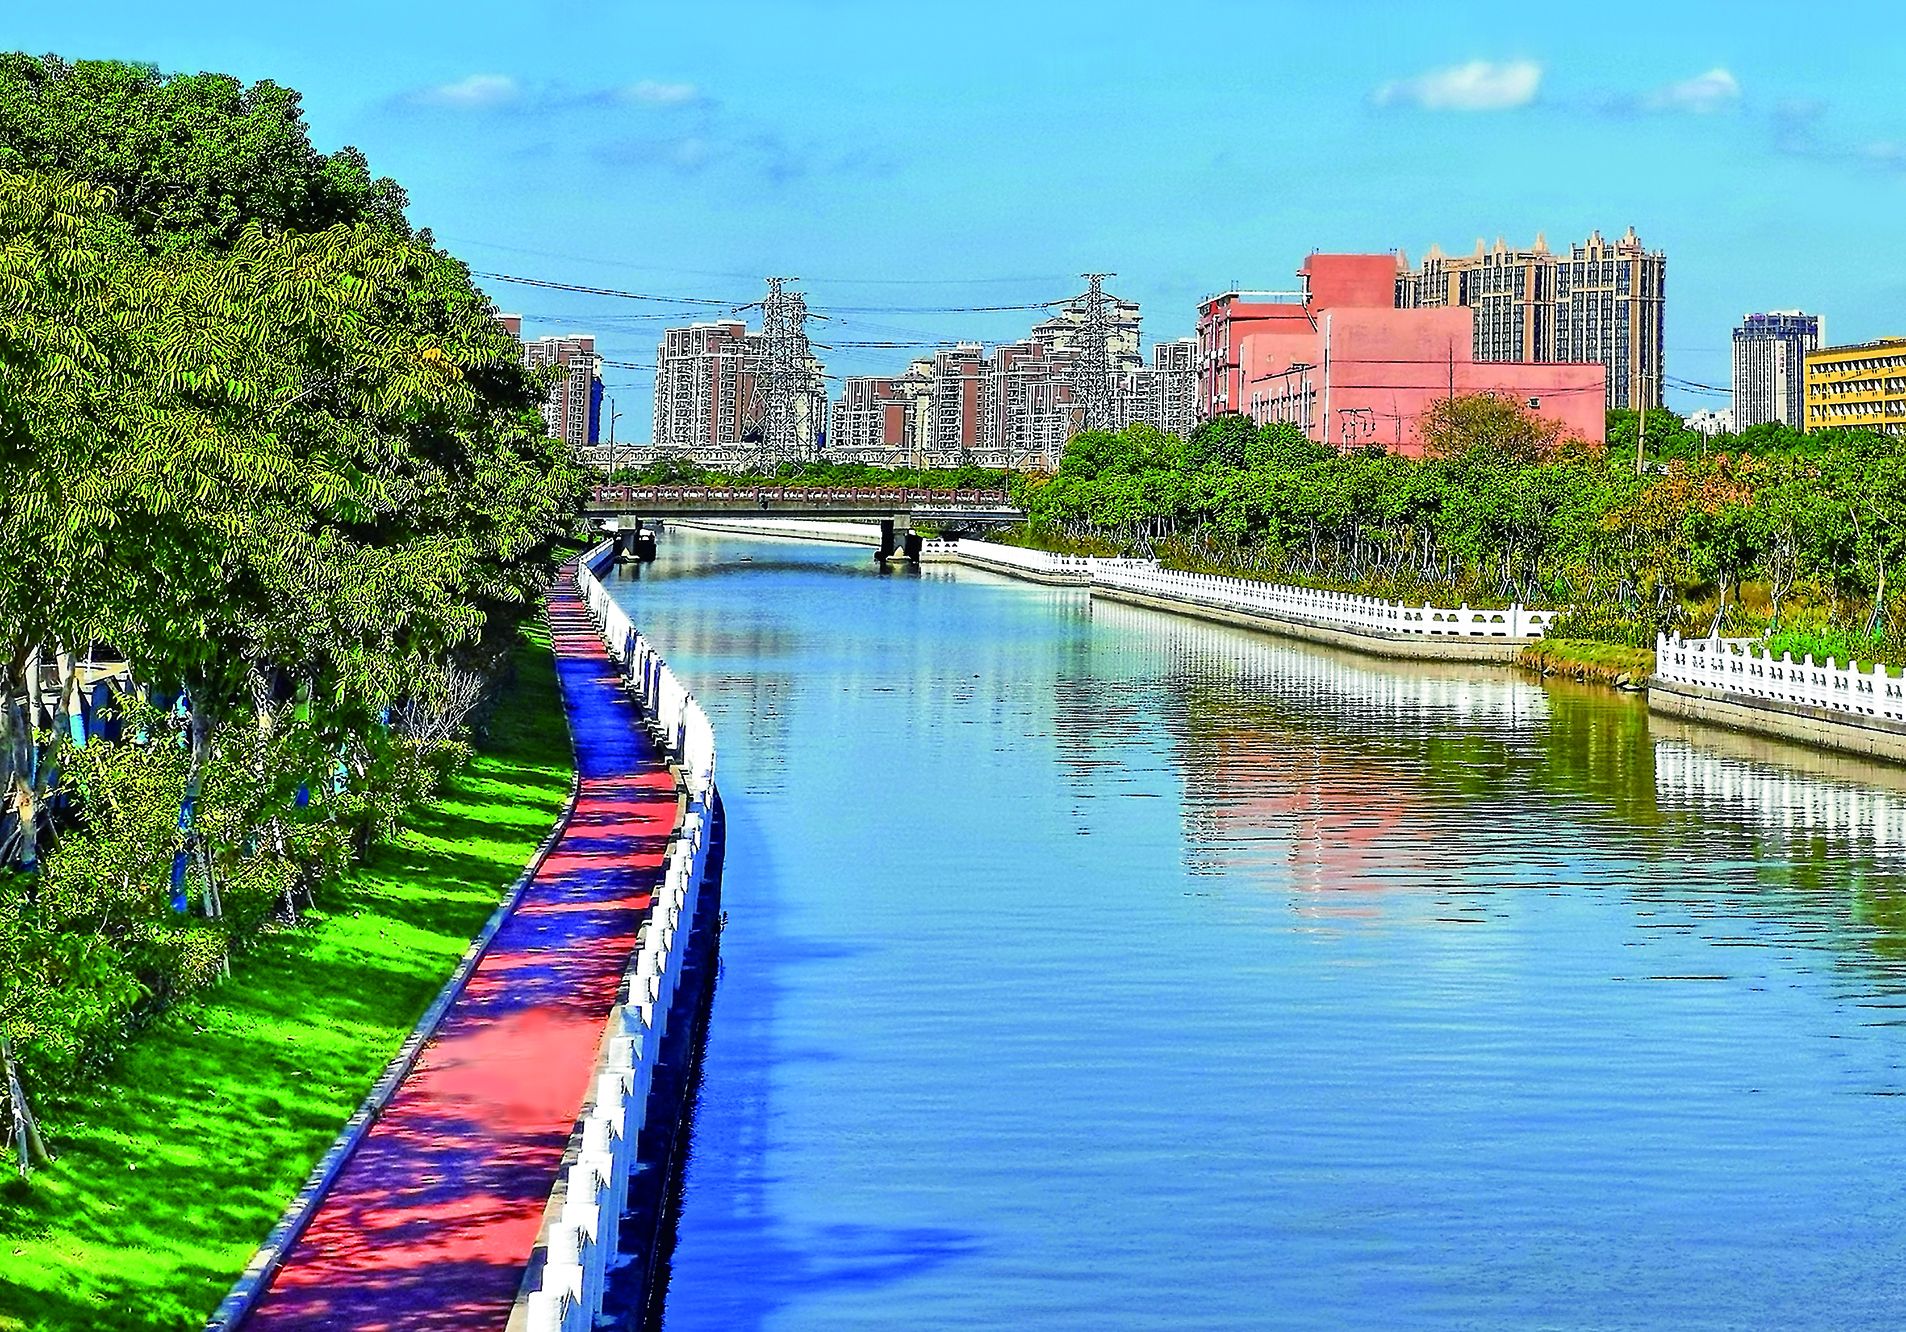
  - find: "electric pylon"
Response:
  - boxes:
[1071,272,1117,432]
[751,277,822,467]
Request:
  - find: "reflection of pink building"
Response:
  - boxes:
[1197,254,1605,456]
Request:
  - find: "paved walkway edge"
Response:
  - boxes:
[204,638,584,1332]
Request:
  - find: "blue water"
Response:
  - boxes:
[606,532,1906,1331]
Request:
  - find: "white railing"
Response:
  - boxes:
[1092,563,1552,639]
[577,545,716,793]
[934,541,1552,640]
[523,545,720,1332]
[928,539,1098,583]
[1655,632,1906,722]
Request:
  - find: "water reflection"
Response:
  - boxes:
[619,535,1906,1332]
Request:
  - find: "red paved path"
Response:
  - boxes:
[242,566,677,1331]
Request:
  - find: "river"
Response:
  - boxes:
[602,531,1906,1331]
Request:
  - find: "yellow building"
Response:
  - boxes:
[1805,337,1906,436]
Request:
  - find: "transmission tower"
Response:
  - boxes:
[1070,272,1117,432]
[750,276,820,468]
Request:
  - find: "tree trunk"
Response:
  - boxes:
[2,1034,54,1176]
[1867,553,1889,639]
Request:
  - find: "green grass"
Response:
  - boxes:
[1517,638,1657,687]
[0,624,572,1332]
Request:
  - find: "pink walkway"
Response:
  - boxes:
[241,566,677,1331]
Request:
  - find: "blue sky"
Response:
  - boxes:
[18,1,1906,434]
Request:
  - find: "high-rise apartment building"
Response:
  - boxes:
[1030,291,1143,371]
[1733,311,1820,429]
[1149,339,1199,438]
[828,359,935,463]
[652,321,762,456]
[503,320,603,452]
[647,309,826,467]
[1805,337,1906,437]
[830,323,1195,470]
[1396,228,1666,409]
[931,344,986,461]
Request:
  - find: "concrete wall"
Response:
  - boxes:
[1091,586,1526,663]
[1650,678,1906,767]
[664,518,884,547]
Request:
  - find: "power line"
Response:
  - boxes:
[810,300,1067,314]
[449,235,1071,287]
[475,271,734,306]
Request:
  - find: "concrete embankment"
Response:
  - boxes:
[1649,677,1906,766]
[1649,632,1906,767]
[1087,585,1527,663]
[664,517,884,547]
[926,540,1544,664]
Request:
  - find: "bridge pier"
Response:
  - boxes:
[877,521,923,566]
[613,524,658,562]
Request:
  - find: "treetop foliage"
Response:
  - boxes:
[0,53,411,253]
[1025,397,1906,653]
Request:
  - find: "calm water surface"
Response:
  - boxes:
[605,532,1906,1331]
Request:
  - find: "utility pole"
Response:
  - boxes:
[1070,273,1117,432]
[606,396,622,480]
[1635,368,1650,477]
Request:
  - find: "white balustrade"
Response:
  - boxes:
[1654,632,1906,722]
[936,540,1551,640]
[524,543,721,1330]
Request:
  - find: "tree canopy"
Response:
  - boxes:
[0,53,410,252]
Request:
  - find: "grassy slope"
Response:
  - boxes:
[0,623,571,1332]
[1517,638,1657,686]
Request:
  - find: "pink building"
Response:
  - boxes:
[1198,254,1605,455]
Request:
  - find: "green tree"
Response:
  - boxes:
[0,53,409,253]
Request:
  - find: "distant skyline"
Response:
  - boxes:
[16,0,1906,436]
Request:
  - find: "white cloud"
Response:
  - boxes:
[414,74,520,109]
[623,81,700,106]
[1644,68,1740,113]
[1373,60,1542,112]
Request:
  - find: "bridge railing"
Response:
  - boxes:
[587,484,1013,508]
[522,546,719,1332]
[1655,631,1906,720]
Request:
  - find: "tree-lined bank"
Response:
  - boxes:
[1,54,581,1186]
[1012,402,1906,670]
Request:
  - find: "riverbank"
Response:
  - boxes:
[0,627,573,1332]
[1515,639,1656,690]
[928,539,1547,663]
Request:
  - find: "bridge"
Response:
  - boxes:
[583,485,1024,561]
